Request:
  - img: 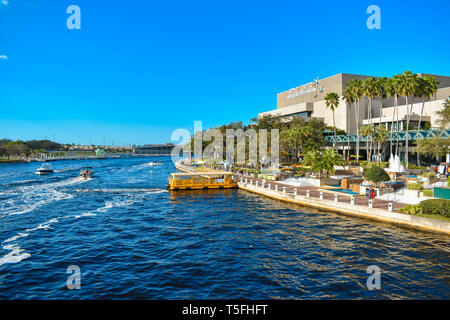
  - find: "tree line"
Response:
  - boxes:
[0,139,62,159]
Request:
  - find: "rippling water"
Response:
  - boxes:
[0,157,449,299]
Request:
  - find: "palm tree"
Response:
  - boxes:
[325,92,340,153]
[348,78,363,163]
[435,97,450,130]
[322,148,345,177]
[303,150,323,179]
[417,75,439,166]
[375,124,389,161]
[397,71,418,168]
[377,77,389,127]
[342,86,354,161]
[417,74,439,166]
[362,78,380,162]
[302,148,344,178]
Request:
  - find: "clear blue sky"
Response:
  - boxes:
[1,0,449,145]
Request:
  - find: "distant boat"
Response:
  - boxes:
[148,160,162,167]
[79,167,94,179]
[35,163,54,175]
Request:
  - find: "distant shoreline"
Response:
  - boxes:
[0,159,28,163]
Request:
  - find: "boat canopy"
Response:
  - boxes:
[170,171,233,180]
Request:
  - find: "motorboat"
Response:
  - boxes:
[79,167,94,179]
[35,163,54,175]
[148,160,162,167]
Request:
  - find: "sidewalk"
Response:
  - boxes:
[235,175,407,211]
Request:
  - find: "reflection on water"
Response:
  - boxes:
[0,158,449,299]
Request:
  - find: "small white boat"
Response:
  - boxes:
[148,161,162,167]
[36,163,54,175]
[79,167,94,179]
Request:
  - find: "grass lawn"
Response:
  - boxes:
[407,212,450,223]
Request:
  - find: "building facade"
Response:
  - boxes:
[133,143,175,155]
[259,73,450,135]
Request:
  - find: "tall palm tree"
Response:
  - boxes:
[417,75,439,166]
[325,92,340,153]
[342,86,354,161]
[362,78,380,162]
[377,77,389,120]
[384,77,395,156]
[375,124,389,160]
[348,78,363,163]
[397,71,418,168]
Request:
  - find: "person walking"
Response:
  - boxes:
[370,188,376,204]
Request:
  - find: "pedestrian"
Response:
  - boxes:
[370,188,375,203]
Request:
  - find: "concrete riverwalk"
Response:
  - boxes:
[237,177,450,235]
[174,161,450,235]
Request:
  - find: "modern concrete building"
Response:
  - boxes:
[259,73,450,135]
[258,73,450,161]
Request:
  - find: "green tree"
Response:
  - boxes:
[342,85,354,161]
[417,75,439,165]
[364,166,390,186]
[385,75,401,156]
[397,71,418,168]
[346,78,363,163]
[280,123,325,163]
[414,137,450,162]
[302,148,344,178]
[436,97,450,130]
[374,124,389,161]
[324,92,340,152]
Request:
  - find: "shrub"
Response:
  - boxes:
[448,176,450,187]
[407,183,424,190]
[400,204,423,215]
[405,163,427,170]
[364,166,390,183]
[421,171,436,179]
[423,189,433,197]
[420,199,450,217]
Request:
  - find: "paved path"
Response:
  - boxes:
[234,174,407,211]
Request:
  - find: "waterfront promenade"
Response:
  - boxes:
[174,160,450,235]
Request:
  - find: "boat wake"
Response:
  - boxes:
[73,188,166,194]
[0,177,89,217]
[0,191,162,267]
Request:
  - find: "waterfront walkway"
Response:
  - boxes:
[174,161,450,234]
[235,175,407,211]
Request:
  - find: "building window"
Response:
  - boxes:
[292,111,312,118]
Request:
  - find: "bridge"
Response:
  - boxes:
[325,129,450,144]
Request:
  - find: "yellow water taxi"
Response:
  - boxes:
[167,172,237,190]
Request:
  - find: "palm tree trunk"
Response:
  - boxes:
[347,103,350,162]
[333,110,337,153]
[356,100,360,163]
[405,96,410,168]
[417,100,425,166]
[368,99,371,162]
[390,96,395,156]
[379,99,383,162]
[395,95,399,156]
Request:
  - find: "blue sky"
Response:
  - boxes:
[0,0,449,145]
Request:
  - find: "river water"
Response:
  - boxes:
[0,157,449,299]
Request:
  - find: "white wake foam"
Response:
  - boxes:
[0,190,163,266]
[0,177,88,217]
